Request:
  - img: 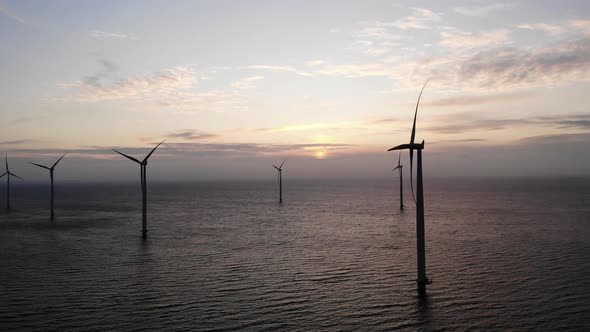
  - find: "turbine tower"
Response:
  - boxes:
[388,80,431,297]
[1,154,24,211]
[272,160,285,203]
[392,151,404,210]
[29,153,67,220]
[113,140,165,239]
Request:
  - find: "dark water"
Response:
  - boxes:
[1,178,589,331]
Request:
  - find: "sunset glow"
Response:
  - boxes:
[0,1,588,180]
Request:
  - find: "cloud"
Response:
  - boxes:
[162,142,354,157]
[305,60,327,67]
[88,30,135,39]
[425,118,532,134]
[57,65,197,102]
[244,65,313,77]
[569,19,590,35]
[383,7,441,30]
[312,35,590,91]
[0,4,26,24]
[454,38,590,89]
[81,60,118,88]
[541,113,590,129]
[11,142,355,160]
[167,130,218,141]
[422,112,590,134]
[424,92,531,107]
[315,63,394,78]
[12,115,47,124]
[517,23,565,36]
[517,132,590,145]
[516,19,590,37]
[356,24,404,41]
[0,139,34,145]
[351,8,438,55]
[231,76,264,89]
[394,37,590,91]
[430,138,488,144]
[145,90,246,113]
[556,120,590,129]
[351,40,396,56]
[56,63,248,112]
[253,117,403,133]
[453,3,516,17]
[439,29,510,50]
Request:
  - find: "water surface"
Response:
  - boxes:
[1,178,589,330]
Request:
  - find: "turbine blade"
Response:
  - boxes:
[279,160,286,169]
[52,152,68,168]
[409,80,428,205]
[143,140,166,162]
[113,149,141,164]
[0,172,6,178]
[5,154,8,171]
[388,144,411,151]
[272,165,279,170]
[9,172,23,180]
[28,162,51,170]
[392,166,400,171]
[398,151,401,167]
[410,80,429,147]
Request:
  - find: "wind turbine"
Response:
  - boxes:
[392,151,404,210]
[1,154,24,211]
[29,153,67,220]
[388,80,431,297]
[113,141,165,239]
[272,160,285,203]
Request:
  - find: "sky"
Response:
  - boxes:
[1,0,590,181]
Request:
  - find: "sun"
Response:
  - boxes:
[314,150,326,159]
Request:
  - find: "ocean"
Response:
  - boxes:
[1,177,589,331]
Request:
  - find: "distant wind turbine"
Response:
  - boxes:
[392,151,404,210]
[1,154,24,211]
[113,141,165,239]
[29,153,67,220]
[388,80,431,297]
[272,160,285,203]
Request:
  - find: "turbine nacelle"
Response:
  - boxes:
[2,154,23,179]
[28,152,68,171]
[272,160,286,171]
[1,172,24,180]
[388,142,424,152]
[113,140,166,165]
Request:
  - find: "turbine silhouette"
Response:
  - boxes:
[29,153,67,220]
[388,80,430,297]
[272,160,285,203]
[113,141,165,239]
[392,151,404,210]
[1,154,24,211]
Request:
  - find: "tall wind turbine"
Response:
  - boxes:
[1,154,24,211]
[113,141,165,239]
[388,80,431,297]
[29,153,67,220]
[272,160,285,203]
[392,151,404,210]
